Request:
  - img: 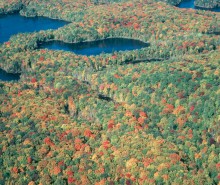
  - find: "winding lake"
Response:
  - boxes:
[178,0,220,12]
[0,13,67,43]
[0,69,20,81]
[39,38,149,56]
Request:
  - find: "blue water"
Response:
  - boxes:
[178,0,220,12]
[0,13,67,43]
[39,38,149,56]
[0,69,20,81]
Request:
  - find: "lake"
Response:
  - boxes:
[0,69,20,81]
[177,0,220,12]
[0,13,67,43]
[39,38,149,56]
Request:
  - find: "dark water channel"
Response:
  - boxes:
[39,38,149,56]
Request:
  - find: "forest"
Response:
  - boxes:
[0,0,220,184]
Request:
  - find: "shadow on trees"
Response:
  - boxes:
[123,58,167,65]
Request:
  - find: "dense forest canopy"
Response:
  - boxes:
[0,0,220,184]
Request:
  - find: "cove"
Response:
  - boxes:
[177,0,220,12]
[39,38,149,56]
[0,13,67,43]
[0,69,20,81]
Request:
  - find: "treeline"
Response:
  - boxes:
[195,0,220,8]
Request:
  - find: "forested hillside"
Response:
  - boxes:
[0,0,220,184]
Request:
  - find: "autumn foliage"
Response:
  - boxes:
[0,0,220,184]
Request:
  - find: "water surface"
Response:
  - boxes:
[0,69,20,81]
[178,0,220,12]
[39,38,149,56]
[0,13,67,43]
